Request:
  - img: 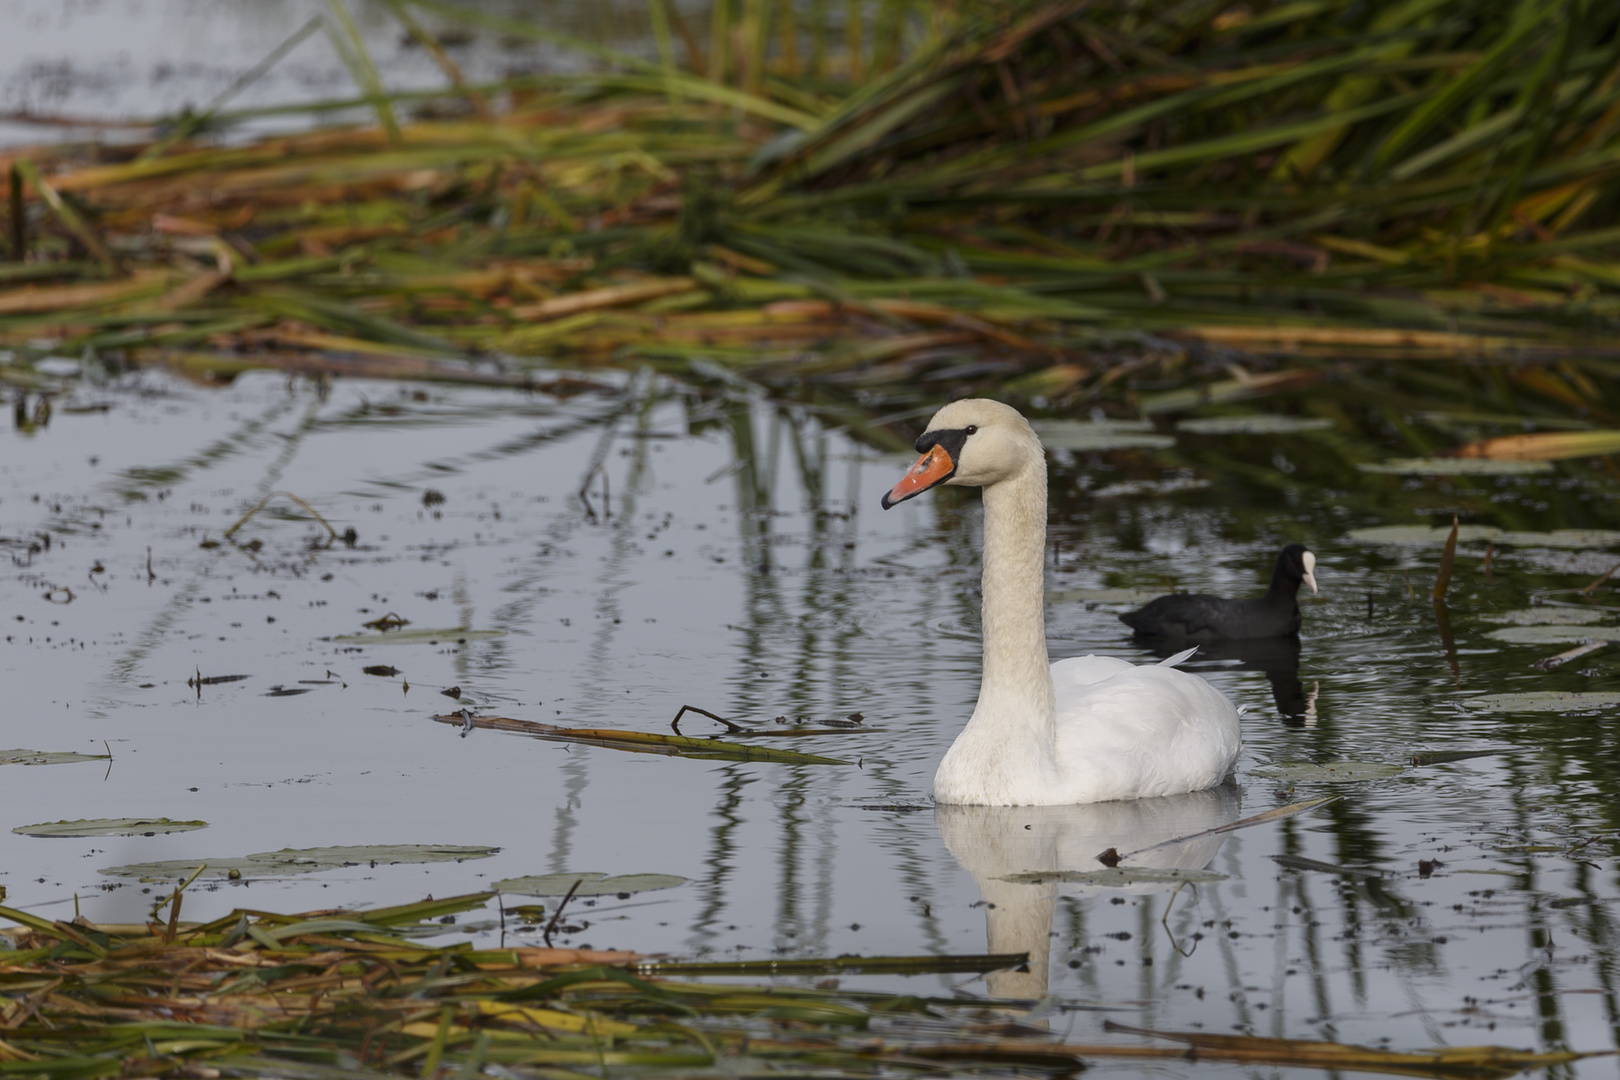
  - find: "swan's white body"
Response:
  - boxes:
[884,399,1241,806]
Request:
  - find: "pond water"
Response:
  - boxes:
[0,0,684,147]
[3,367,1620,1076]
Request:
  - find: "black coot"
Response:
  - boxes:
[1120,544,1317,643]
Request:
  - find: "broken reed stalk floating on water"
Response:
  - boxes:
[4,0,1620,416]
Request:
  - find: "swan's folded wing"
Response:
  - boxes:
[1050,653,1135,689]
[1051,665,1242,803]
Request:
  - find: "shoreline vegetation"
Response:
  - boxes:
[0,894,1602,1078]
[1,0,1619,432]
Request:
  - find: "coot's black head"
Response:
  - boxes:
[1275,544,1317,595]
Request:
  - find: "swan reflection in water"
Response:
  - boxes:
[935,784,1242,1002]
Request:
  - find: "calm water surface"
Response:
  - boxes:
[3,369,1619,1076]
[0,0,692,146]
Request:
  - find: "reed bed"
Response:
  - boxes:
[5,0,1620,417]
[0,895,1599,1079]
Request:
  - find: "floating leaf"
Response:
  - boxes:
[1031,420,1174,451]
[1001,867,1227,885]
[100,843,500,882]
[1483,608,1610,625]
[1345,524,1501,545]
[1089,477,1211,498]
[336,628,505,644]
[495,872,687,897]
[1176,415,1334,435]
[1358,458,1552,475]
[1493,529,1620,549]
[1452,430,1620,461]
[1251,761,1406,782]
[1486,625,1620,645]
[1460,691,1620,713]
[14,818,208,838]
[0,748,112,766]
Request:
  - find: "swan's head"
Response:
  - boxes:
[881,399,1043,509]
[1279,543,1318,595]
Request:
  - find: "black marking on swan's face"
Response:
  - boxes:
[880,425,977,509]
[917,424,974,460]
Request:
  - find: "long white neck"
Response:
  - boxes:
[973,459,1056,739]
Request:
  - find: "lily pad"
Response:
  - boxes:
[100,843,500,882]
[333,627,505,645]
[1252,761,1406,782]
[1460,691,1620,714]
[1485,625,1620,645]
[15,818,207,838]
[1001,867,1227,886]
[1089,477,1211,498]
[1358,458,1553,476]
[1492,529,1620,549]
[1032,420,1174,452]
[1483,608,1610,625]
[1345,524,1501,545]
[0,749,112,766]
[494,872,687,897]
[1176,415,1334,435]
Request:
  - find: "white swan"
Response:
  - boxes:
[882,399,1242,806]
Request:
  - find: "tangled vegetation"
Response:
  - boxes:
[2,0,1620,419]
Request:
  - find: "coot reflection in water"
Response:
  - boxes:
[1137,636,1317,725]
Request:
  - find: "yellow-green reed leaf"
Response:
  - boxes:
[354,891,495,926]
[0,903,63,935]
[1272,0,1452,178]
[0,748,114,766]
[1369,2,1543,174]
[325,0,402,141]
[1452,430,1620,461]
[796,81,958,178]
[1080,92,1423,182]
[11,160,120,272]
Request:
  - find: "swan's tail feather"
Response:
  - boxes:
[1158,646,1199,668]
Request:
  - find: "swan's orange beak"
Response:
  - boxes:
[882,444,955,508]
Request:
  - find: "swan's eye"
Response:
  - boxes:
[965,425,978,435]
